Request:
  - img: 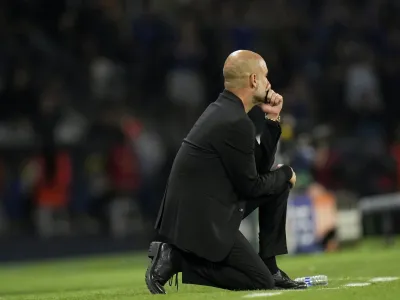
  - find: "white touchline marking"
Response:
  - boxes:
[344,283,371,287]
[243,287,341,298]
[330,277,371,281]
[370,277,399,282]
[243,292,283,298]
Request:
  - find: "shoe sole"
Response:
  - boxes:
[145,241,166,294]
[296,283,308,289]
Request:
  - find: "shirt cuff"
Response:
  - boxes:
[264,118,281,128]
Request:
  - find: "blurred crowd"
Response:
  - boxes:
[0,0,399,238]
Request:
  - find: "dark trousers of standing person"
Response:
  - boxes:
[176,187,290,291]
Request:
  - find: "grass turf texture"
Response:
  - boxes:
[0,239,399,300]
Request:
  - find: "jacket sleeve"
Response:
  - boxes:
[217,118,292,198]
[255,119,282,174]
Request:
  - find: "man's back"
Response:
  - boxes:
[156,90,250,261]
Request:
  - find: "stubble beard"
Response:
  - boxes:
[252,91,266,106]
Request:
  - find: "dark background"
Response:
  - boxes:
[0,0,399,261]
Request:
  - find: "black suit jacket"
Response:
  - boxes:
[155,90,292,262]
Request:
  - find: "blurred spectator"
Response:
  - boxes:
[34,143,72,237]
[167,13,206,129]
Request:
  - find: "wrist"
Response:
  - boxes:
[265,114,281,122]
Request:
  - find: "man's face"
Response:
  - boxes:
[252,60,271,105]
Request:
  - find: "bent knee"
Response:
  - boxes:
[252,275,275,290]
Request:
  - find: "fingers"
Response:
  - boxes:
[261,89,283,115]
[266,89,283,106]
[260,103,281,115]
[267,89,274,101]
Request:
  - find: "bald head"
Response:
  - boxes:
[223,50,266,89]
[222,50,271,111]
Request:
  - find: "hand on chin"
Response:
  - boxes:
[259,103,281,115]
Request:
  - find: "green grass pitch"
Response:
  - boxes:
[0,239,399,300]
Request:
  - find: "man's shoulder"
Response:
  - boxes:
[185,99,248,142]
[199,101,249,130]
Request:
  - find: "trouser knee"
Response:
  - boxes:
[252,274,275,290]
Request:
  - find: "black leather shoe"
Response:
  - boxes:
[273,270,308,289]
[145,241,180,294]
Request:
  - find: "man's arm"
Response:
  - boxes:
[217,118,292,199]
[255,119,282,174]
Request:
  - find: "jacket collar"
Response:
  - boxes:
[220,89,245,110]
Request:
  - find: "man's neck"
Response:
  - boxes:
[226,88,254,113]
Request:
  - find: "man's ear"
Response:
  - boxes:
[250,73,257,89]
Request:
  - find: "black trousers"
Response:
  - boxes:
[180,187,290,291]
